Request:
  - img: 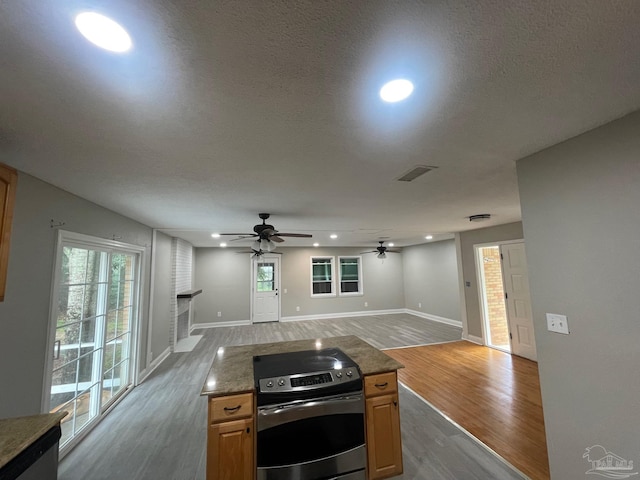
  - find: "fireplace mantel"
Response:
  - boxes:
[177,289,202,299]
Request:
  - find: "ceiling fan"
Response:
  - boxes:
[221,213,312,252]
[361,241,400,259]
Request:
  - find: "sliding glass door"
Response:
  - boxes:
[48,234,140,450]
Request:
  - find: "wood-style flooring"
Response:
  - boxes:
[385,341,549,480]
[58,314,528,480]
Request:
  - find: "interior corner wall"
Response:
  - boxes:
[458,222,524,338]
[402,239,461,321]
[149,231,172,362]
[0,172,153,419]
[517,111,640,479]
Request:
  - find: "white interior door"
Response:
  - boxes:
[500,242,537,361]
[252,255,280,323]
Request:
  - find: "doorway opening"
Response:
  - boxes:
[477,245,511,353]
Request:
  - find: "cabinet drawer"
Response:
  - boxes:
[209,393,254,424]
[364,371,398,397]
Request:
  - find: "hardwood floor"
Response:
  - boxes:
[385,341,549,480]
[58,314,526,480]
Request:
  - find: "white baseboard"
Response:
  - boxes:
[280,309,405,323]
[191,319,252,330]
[137,346,171,384]
[462,333,484,345]
[404,309,463,328]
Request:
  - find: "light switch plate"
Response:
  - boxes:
[546,313,569,334]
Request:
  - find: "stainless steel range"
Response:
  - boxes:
[253,347,366,480]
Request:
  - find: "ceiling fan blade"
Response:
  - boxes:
[360,250,377,254]
[275,233,313,238]
[270,235,285,243]
[219,233,254,236]
[229,235,257,242]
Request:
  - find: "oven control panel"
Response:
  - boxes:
[258,368,361,393]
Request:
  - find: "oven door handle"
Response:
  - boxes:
[257,394,363,431]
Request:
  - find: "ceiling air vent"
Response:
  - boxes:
[469,214,491,222]
[396,165,437,182]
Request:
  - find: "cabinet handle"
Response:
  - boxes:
[393,400,398,407]
[374,382,388,388]
[54,340,61,360]
[223,405,241,412]
[246,427,250,433]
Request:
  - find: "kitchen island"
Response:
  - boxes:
[201,335,404,480]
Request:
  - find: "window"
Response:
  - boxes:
[256,263,275,292]
[47,231,142,453]
[311,257,335,296]
[339,256,362,295]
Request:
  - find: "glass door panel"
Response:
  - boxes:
[49,242,138,450]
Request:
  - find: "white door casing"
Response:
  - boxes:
[500,242,537,361]
[252,255,280,323]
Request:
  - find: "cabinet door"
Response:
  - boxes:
[207,417,254,480]
[366,393,403,480]
[0,163,17,302]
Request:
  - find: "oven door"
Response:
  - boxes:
[256,393,366,480]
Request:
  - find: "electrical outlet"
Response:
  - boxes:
[284,288,287,294]
[217,311,222,317]
[364,302,368,307]
[418,302,422,308]
[296,306,300,312]
[546,313,569,334]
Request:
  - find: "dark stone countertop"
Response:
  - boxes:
[0,412,67,470]
[201,335,404,397]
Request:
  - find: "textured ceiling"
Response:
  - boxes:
[1,1,640,247]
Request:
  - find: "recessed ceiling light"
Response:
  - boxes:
[330,234,338,239]
[75,12,132,53]
[211,233,220,238]
[220,243,227,247]
[313,243,319,247]
[380,79,414,103]
[388,243,394,247]
[425,235,433,240]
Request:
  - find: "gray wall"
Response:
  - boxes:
[0,173,153,419]
[281,248,404,317]
[458,222,524,338]
[149,231,172,362]
[402,239,461,321]
[193,248,252,323]
[517,111,640,479]
[193,247,405,324]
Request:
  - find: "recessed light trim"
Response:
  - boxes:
[313,243,319,247]
[330,234,338,239]
[220,243,227,248]
[380,79,414,103]
[75,12,132,52]
[388,243,394,247]
[425,235,433,240]
[211,233,220,238]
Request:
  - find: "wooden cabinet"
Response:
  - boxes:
[364,371,403,480]
[0,162,17,302]
[207,393,254,480]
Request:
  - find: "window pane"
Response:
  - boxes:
[341,281,359,293]
[313,282,332,294]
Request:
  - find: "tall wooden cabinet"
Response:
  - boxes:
[207,392,254,480]
[0,162,17,302]
[364,371,403,480]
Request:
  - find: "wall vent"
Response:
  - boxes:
[396,165,437,182]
